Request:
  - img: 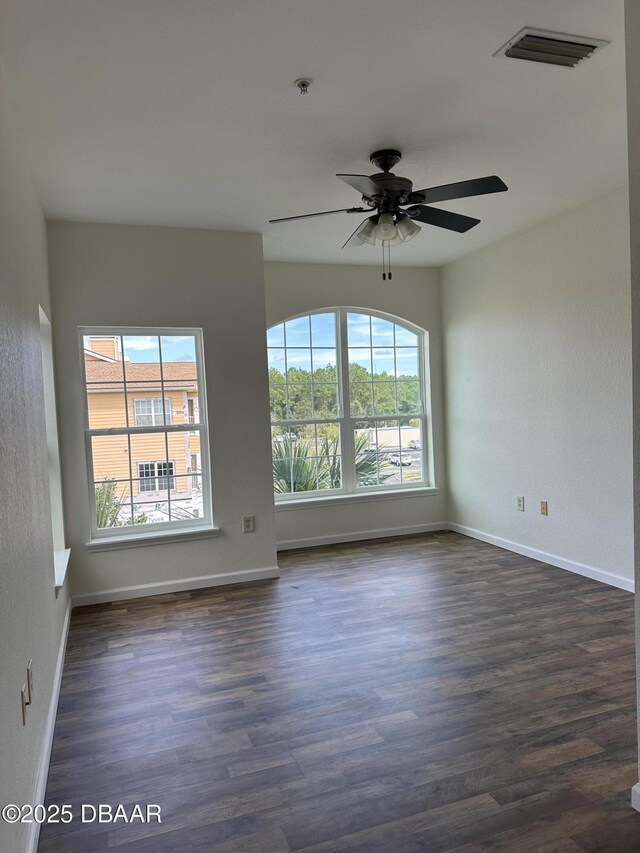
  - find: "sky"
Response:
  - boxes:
[84,314,420,374]
[84,334,197,363]
[267,312,420,377]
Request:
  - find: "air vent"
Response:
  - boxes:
[494,27,609,68]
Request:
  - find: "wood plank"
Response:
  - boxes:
[38,531,640,852]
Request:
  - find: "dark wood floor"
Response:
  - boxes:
[39,531,639,852]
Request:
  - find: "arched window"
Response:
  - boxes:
[267,308,430,499]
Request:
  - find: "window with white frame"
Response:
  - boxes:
[133,397,173,426]
[137,461,176,492]
[267,309,429,499]
[80,328,212,538]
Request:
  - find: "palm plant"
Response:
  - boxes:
[272,433,391,494]
[95,479,126,527]
[352,432,390,487]
[319,436,341,489]
[272,438,319,493]
[95,479,148,527]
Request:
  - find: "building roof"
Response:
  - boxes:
[85,360,197,391]
[84,348,118,362]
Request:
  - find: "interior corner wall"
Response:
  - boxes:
[264,261,447,547]
[47,222,277,600]
[0,63,71,853]
[624,0,640,792]
[441,188,633,587]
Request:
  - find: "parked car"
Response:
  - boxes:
[388,453,412,466]
[408,439,422,450]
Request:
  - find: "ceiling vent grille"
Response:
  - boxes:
[494,27,609,68]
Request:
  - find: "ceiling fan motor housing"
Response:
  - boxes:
[366,149,412,208]
[367,173,413,207]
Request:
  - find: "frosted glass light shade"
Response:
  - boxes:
[375,213,397,239]
[357,217,378,245]
[396,214,421,242]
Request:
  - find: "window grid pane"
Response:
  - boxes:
[133,396,174,426]
[353,419,425,489]
[83,330,208,533]
[269,311,426,498]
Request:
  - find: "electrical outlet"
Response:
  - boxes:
[540,500,549,516]
[516,496,525,512]
[242,515,255,533]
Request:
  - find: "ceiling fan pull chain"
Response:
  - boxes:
[382,243,386,280]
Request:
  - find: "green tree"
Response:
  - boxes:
[269,367,286,420]
[269,359,419,421]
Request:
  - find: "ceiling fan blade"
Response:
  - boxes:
[336,174,380,197]
[408,205,480,233]
[269,207,369,224]
[341,219,368,249]
[412,175,508,205]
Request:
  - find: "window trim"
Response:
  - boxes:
[79,326,214,544]
[133,396,173,426]
[39,306,70,592]
[136,459,177,493]
[268,307,433,502]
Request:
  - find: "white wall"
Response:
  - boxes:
[47,222,278,601]
[0,61,71,853]
[264,262,447,547]
[442,188,633,587]
[624,0,640,795]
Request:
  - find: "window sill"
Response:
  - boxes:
[275,487,439,511]
[54,548,71,594]
[86,525,220,552]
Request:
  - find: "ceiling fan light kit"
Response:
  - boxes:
[353,211,421,247]
[269,149,508,277]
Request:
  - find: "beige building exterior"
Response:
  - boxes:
[84,337,201,502]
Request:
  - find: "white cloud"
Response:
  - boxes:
[122,335,160,351]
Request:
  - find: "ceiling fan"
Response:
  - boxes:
[269,149,508,252]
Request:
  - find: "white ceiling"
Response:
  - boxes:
[0,0,628,266]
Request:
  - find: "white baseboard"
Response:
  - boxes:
[277,522,448,551]
[448,523,634,593]
[632,783,640,812]
[26,599,72,853]
[72,565,280,607]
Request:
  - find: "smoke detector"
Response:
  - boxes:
[494,27,609,68]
